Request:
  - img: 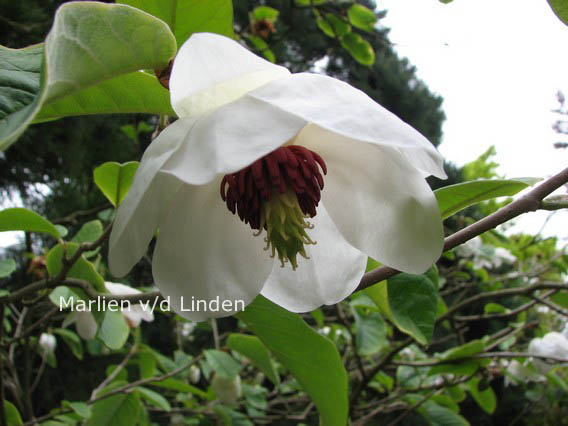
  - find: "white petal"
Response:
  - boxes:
[108,119,196,277]
[75,311,97,340]
[170,33,290,117]
[260,205,367,312]
[300,124,444,274]
[105,281,140,296]
[152,179,273,321]
[161,96,307,185]
[248,73,446,179]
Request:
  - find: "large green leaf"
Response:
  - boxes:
[118,0,234,46]
[87,381,142,426]
[435,178,540,219]
[467,377,497,414]
[34,71,174,122]
[3,400,23,426]
[347,4,377,32]
[204,349,242,381]
[238,296,348,426]
[227,333,280,386]
[340,33,375,65]
[352,309,387,356]
[0,44,45,151]
[387,273,438,345]
[94,162,139,207]
[548,0,568,26]
[0,207,61,238]
[97,310,130,350]
[1,2,176,150]
[0,259,17,278]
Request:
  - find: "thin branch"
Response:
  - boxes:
[391,351,568,367]
[90,344,138,401]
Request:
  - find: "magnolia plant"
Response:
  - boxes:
[0,1,568,426]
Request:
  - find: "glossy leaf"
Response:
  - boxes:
[418,400,470,426]
[467,377,497,414]
[72,220,103,244]
[53,328,84,360]
[87,381,142,426]
[46,243,106,292]
[0,44,45,151]
[317,13,351,38]
[352,309,387,356]
[204,349,242,380]
[134,386,171,412]
[435,178,540,219]
[93,162,139,207]
[151,378,208,399]
[340,33,375,65]
[3,400,23,426]
[0,259,17,278]
[227,333,280,386]
[34,71,174,122]
[347,4,377,32]
[1,2,176,150]
[246,35,276,63]
[548,0,568,26]
[118,0,234,46]
[387,273,438,345]
[0,208,61,238]
[62,401,91,419]
[238,296,348,426]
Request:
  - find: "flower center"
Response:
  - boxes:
[220,145,327,269]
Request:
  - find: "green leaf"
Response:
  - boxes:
[204,349,242,381]
[227,333,280,386]
[0,259,17,278]
[87,381,142,426]
[435,178,540,219]
[0,208,60,238]
[340,33,375,65]
[34,71,174,122]
[419,400,470,426]
[3,400,23,426]
[438,339,486,361]
[252,6,279,22]
[97,310,129,350]
[467,377,496,414]
[0,44,45,151]
[548,0,568,25]
[246,35,276,63]
[150,378,207,399]
[46,243,106,292]
[238,296,348,426]
[317,13,351,38]
[294,0,326,6]
[387,273,438,345]
[352,309,387,356]
[1,2,176,150]
[429,340,487,376]
[53,328,84,360]
[93,162,139,207]
[347,4,377,32]
[118,0,234,46]
[134,386,171,412]
[62,401,91,419]
[484,302,508,314]
[551,292,568,309]
[72,220,103,245]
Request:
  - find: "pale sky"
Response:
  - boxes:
[380,0,568,241]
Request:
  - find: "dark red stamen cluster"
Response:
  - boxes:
[220,145,327,230]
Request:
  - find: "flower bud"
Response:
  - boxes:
[211,374,241,405]
[188,365,201,384]
[39,333,57,355]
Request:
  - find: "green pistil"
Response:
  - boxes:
[258,191,315,270]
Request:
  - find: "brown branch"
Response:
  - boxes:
[391,351,568,367]
[357,166,568,292]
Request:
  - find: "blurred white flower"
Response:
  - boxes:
[457,237,516,269]
[528,331,568,373]
[212,374,242,405]
[503,360,542,386]
[188,365,201,384]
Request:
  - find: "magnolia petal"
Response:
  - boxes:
[161,96,306,185]
[260,205,367,312]
[108,119,196,277]
[171,33,290,118]
[300,124,444,274]
[248,72,446,179]
[105,281,139,296]
[152,179,273,321]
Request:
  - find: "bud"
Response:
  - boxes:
[188,365,201,384]
[39,333,57,355]
[211,374,242,405]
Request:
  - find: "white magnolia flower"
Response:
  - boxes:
[109,33,446,321]
[63,282,154,339]
[528,331,568,373]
